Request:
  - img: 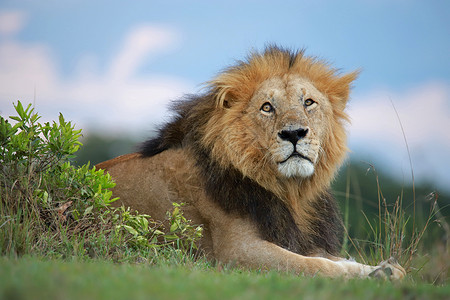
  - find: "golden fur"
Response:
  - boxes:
[97,47,405,279]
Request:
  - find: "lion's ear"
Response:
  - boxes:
[213,86,236,109]
[222,99,232,109]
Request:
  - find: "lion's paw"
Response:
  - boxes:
[369,257,406,280]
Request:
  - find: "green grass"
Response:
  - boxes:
[1,257,448,300]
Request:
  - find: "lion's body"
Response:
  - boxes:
[96,47,405,278]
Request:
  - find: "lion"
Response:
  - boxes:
[96,46,405,279]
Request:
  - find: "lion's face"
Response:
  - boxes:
[245,75,331,178]
[214,74,338,181]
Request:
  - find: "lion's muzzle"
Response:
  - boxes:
[278,127,309,145]
[275,127,318,178]
[279,152,312,164]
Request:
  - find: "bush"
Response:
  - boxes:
[0,101,202,260]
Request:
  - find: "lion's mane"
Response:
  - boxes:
[140,46,357,256]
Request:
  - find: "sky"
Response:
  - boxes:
[0,0,449,191]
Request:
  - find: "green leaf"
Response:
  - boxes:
[9,116,21,122]
[153,230,165,236]
[14,101,25,119]
[83,205,94,216]
[122,225,139,236]
[170,222,179,232]
[164,234,179,241]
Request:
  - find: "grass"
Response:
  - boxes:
[1,257,449,300]
[336,163,449,284]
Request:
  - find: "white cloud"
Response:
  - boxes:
[0,11,27,36]
[0,23,193,136]
[0,41,58,100]
[109,25,180,81]
[347,82,450,190]
[349,82,450,147]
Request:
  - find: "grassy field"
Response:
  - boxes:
[1,257,449,300]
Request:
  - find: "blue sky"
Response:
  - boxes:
[0,0,449,191]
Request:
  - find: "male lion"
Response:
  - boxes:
[97,46,405,279]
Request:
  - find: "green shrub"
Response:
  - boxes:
[0,101,202,260]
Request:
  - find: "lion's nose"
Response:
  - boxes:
[278,128,309,145]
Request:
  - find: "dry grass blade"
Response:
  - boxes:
[389,98,416,238]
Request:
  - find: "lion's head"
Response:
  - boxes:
[192,47,358,196]
[142,46,357,200]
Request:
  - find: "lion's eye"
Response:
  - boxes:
[304,99,315,107]
[260,102,274,113]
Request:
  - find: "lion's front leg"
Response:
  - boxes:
[368,258,406,280]
[210,218,405,279]
[330,257,406,280]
